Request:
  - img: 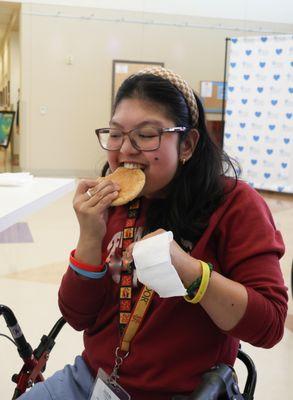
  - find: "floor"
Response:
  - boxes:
[0,162,292,398]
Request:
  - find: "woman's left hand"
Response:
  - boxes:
[125,231,250,332]
[125,228,201,286]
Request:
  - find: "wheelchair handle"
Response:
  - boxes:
[0,304,33,360]
[237,348,257,399]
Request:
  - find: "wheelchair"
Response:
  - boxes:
[1,304,256,400]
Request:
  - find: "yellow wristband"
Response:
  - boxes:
[184,261,211,304]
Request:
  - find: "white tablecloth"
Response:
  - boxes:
[0,177,75,233]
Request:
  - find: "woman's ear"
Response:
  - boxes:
[179,129,199,162]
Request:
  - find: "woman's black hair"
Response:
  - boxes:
[102,74,239,248]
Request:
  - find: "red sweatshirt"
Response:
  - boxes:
[58,180,287,399]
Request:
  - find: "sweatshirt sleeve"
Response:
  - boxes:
[216,182,288,348]
[58,266,112,331]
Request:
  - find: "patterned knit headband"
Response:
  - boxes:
[136,66,199,126]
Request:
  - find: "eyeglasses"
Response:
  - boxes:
[95,126,187,151]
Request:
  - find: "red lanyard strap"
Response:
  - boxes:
[119,199,140,335]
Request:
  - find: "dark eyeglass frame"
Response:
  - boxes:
[95,126,187,152]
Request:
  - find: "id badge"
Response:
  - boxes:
[89,368,131,400]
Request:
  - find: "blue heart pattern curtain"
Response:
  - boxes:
[224,35,293,193]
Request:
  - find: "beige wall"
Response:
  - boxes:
[9,32,20,110]
[10,32,20,153]
[19,3,293,177]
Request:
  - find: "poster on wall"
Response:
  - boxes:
[111,60,164,111]
[0,111,15,148]
[200,81,226,113]
[223,34,293,193]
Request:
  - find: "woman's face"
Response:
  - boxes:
[108,98,181,199]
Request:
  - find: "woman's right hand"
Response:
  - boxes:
[73,178,120,262]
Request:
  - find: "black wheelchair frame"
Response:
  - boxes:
[173,348,256,400]
[1,304,257,399]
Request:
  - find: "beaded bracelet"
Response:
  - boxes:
[184,261,213,304]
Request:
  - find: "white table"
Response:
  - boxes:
[0,177,75,233]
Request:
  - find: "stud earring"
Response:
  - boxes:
[181,158,186,165]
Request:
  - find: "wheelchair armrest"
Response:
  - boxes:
[172,364,244,400]
[172,348,257,400]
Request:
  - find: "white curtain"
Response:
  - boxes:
[223,34,293,193]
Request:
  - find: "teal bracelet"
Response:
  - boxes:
[69,262,107,279]
[186,262,213,297]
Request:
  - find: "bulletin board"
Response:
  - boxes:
[0,111,15,148]
[200,81,225,113]
[111,60,164,110]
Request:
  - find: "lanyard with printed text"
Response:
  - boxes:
[118,199,141,336]
[109,199,155,383]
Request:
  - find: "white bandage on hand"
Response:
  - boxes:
[133,231,187,298]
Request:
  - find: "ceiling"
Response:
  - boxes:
[0,2,19,45]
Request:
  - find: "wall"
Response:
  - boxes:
[9,32,20,111]
[19,3,293,177]
[3,0,293,25]
[0,42,9,92]
[9,32,20,157]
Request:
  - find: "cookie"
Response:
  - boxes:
[103,167,145,206]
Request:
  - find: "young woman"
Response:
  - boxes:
[20,67,288,400]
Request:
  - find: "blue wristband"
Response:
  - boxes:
[69,262,107,279]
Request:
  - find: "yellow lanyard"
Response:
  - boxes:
[110,285,155,384]
[110,200,155,383]
[120,285,154,352]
